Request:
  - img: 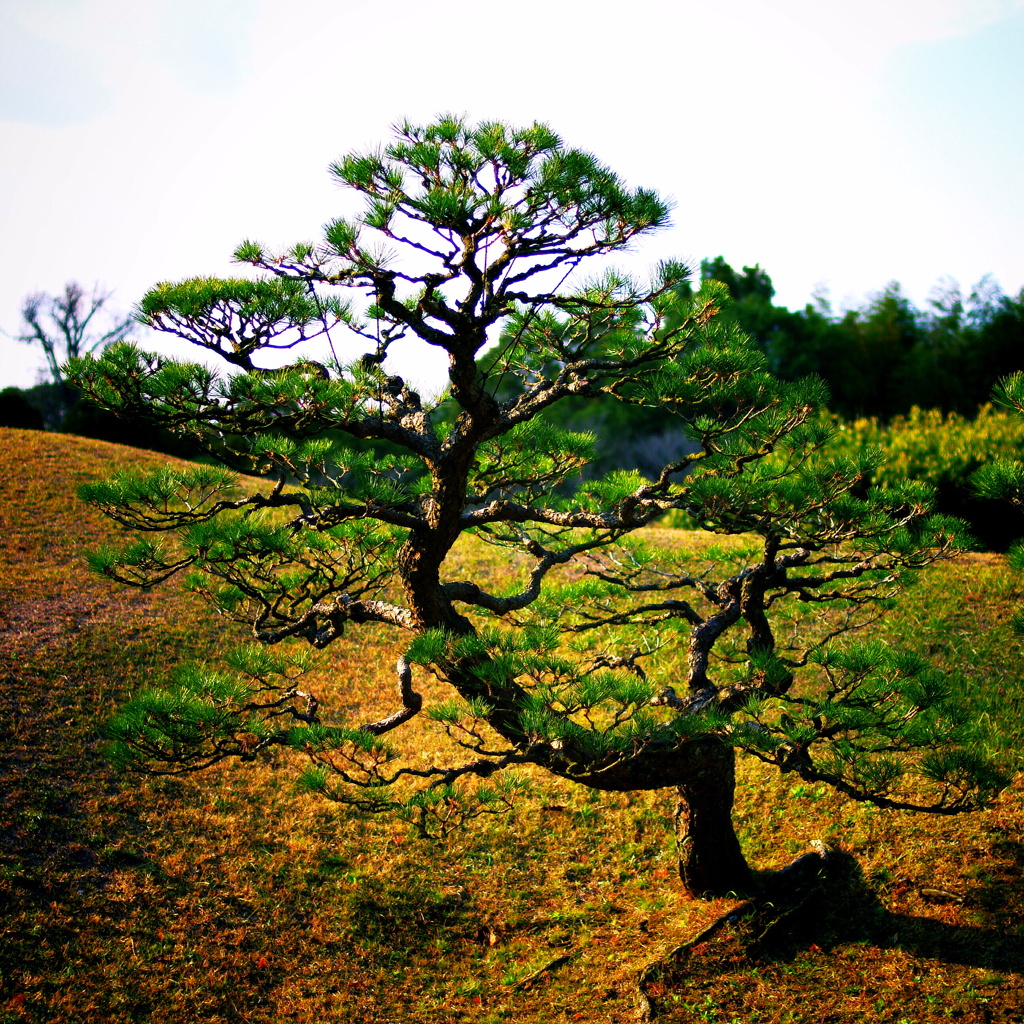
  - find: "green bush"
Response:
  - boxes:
[825,405,1024,550]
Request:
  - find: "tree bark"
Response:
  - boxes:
[674,738,752,897]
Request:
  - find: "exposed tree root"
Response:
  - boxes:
[513,948,582,991]
[636,842,835,1021]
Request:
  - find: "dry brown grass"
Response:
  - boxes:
[1,427,1023,1024]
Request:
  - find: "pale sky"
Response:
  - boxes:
[1,0,1023,390]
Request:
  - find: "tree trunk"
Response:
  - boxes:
[674,738,752,897]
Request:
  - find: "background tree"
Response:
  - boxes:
[69,116,1006,898]
[12,281,135,385]
[3,281,136,432]
[4,282,197,453]
[698,256,786,354]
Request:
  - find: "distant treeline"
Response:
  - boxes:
[2,256,1021,450]
[695,256,1024,420]
[519,258,1024,478]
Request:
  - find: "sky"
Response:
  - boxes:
[1,0,1023,391]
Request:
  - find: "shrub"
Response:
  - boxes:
[0,387,45,430]
[825,405,1024,550]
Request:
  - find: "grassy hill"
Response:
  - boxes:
[1,428,1023,1023]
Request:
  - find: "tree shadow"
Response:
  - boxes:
[698,848,1024,973]
[639,847,1024,1020]
[810,848,1022,972]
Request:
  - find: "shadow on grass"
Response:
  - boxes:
[638,849,1024,1021]
[680,849,1024,975]
[778,851,1021,973]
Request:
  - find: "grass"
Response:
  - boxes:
[1,427,1023,1023]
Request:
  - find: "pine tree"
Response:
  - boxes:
[68,116,1006,897]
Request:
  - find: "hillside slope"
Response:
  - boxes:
[1,429,1023,1024]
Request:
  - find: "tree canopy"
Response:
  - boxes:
[68,116,1007,896]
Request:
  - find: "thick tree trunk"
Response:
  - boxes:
[674,738,752,897]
